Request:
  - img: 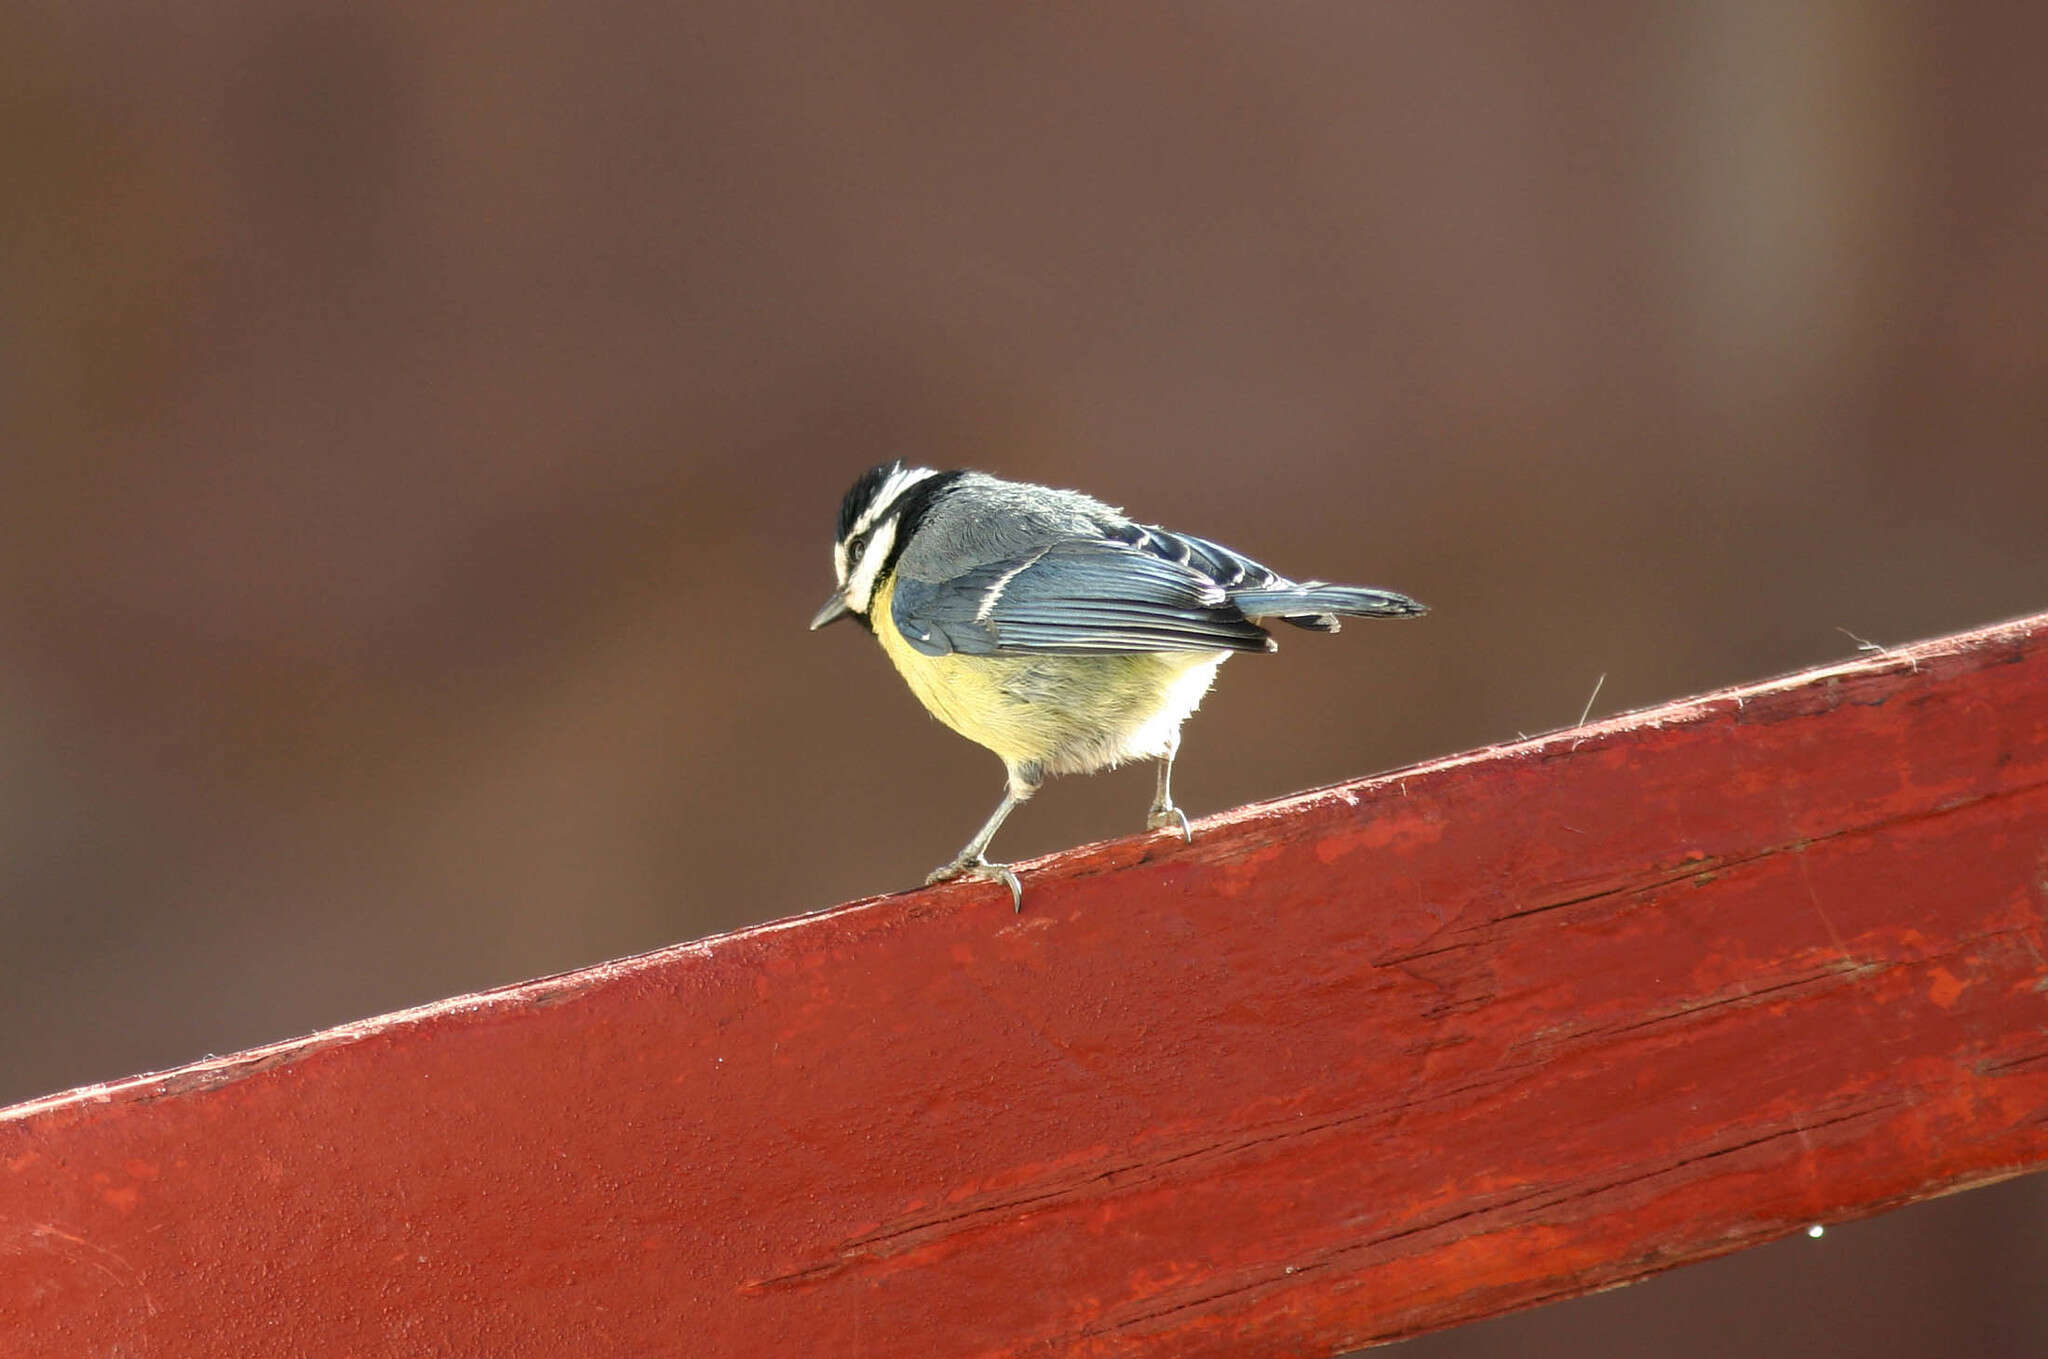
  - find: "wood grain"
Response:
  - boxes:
[5,613,2047,1358]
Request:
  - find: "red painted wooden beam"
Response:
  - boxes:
[6,614,2048,1358]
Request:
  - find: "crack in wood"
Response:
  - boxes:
[1373,775,2048,968]
[1059,1106,1903,1347]
[737,1038,1937,1299]
[739,908,2042,1300]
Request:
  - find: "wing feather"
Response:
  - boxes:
[892,539,1271,657]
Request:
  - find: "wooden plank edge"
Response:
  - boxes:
[5,607,2041,1129]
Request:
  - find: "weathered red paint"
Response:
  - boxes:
[5,615,2048,1358]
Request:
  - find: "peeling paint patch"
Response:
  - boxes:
[1927,967,1966,1009]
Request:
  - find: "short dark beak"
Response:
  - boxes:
[809,591,851,630]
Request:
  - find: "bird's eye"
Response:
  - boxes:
[845,533,867,564]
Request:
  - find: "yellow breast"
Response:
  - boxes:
[870,573,1226,777]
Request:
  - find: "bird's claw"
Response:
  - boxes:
[1147,805,1193,844]
[927,857,1025,912]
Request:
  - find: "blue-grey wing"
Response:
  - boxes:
[891,540,1273,657]
[1110,522,1285,592]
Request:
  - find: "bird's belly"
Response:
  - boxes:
[873,599,1225,776]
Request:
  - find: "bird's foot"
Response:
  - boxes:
[1147,804,1193,844]
[926,856,1024,912]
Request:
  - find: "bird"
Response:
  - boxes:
[810,463,1427,909]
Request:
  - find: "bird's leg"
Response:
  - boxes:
[1146,735,1193,843]
[927,767,1039,911]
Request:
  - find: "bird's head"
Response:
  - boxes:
[811,461,954,630]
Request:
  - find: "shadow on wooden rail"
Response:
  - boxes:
[5,612,2048,1359]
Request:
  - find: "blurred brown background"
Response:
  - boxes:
[3,2,2044,1354]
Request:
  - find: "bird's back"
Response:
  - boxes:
[892,473,1125,583]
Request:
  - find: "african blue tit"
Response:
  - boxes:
[811,464,1426,908]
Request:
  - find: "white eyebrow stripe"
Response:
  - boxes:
[852,466,939,536]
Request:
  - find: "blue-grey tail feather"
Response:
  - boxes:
[1231,585,1428,626]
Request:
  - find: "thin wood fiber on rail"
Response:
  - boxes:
[4,612,2047,1359]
